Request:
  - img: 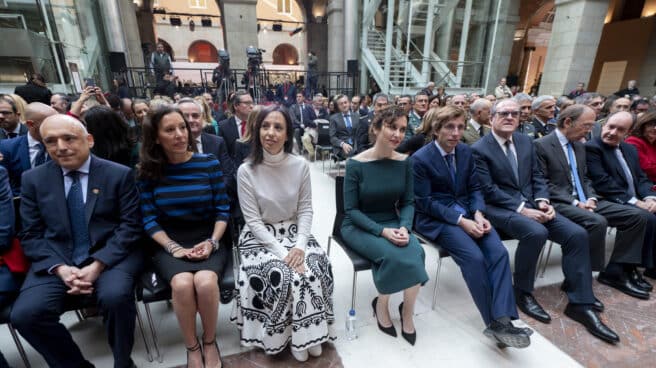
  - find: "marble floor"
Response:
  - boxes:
[0,158,605,368]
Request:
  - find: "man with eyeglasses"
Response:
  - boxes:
[0,95,28,140]
[177,98,235,202]
[397,95,413,116]
[535,104,652,305]
[406,92,429,141]
[472,99,620,344]
[218,91,254,157]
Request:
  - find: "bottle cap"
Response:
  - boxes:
[349,309,355,316]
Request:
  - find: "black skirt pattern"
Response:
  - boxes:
[230,220,336,354]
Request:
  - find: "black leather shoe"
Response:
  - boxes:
[398,303,416,346]
[564,304,620,344]
[592,297,605,313]
[372,297,397,337]
[483,320,531,349]
[629,269,653,292]
[597,272,650,300]
[515,290,551,323]
[643,268,656,280]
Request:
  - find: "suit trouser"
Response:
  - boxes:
[433,225,517,326]
[554,200,651,273]
[487,206,595,304]
[11,254,141,368]
[293,128,304,153]
[301,133,315,156]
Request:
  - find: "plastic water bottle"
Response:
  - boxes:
[345,309,357,340]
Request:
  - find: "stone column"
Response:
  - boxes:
[540,0,609,96]
[222,0,258,70]
[327,0,345,72]
[484,0,520,94]
[343,0,359,71]
[98,0,144,68]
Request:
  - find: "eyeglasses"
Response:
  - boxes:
[237,101,254,106]
[183,113,201,119]
[496,111,520,118]
[0,110,14,116]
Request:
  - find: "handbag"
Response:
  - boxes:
[0,238,30,274]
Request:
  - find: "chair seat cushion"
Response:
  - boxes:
[333,235,372,272]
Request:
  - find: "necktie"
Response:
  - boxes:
[615,148,636,198]
[479,127,485,138]
[299,105,304,125]
[504,141,519,183]
[445,154,456,184]
[344,114,352,130]
[8,132,17,138]
[239,120,245,138]
[566,143,587,202]
[34,142,47,167]
[67,171,90,265]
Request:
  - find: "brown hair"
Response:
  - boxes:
[630,110,656,141]
[241,105,262,143]
[426,105,466,138]
[247,105,294,166]
[137,106,195,181]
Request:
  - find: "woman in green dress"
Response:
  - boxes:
[341,105,428,346]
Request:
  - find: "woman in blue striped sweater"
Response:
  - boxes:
[137,106,229,368]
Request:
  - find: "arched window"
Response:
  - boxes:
[272,43,299,65]
[188,40,218,63]
[157,38,175,61]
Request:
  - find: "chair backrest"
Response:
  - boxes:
[332,176,345,238]
[317,120,331,146]
[13,197,20,233]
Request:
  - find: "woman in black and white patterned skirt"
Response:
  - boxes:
[231,105,335,362]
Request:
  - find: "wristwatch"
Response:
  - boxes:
[207,238,219,251]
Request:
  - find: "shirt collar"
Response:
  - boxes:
[61,155,91,177]
[27,132,40,148]
[235,116,242,125]
[195,135,202,144]
[491,130,512,147]
[469,118,481,132]
[434,141,453,156]
[555,128,569,147]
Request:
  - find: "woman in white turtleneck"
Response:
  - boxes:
[231,106,335,362]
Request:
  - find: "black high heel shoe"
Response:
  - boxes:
[186,338,203,367]
[202,335,224,368]
[398,302,417,346]
[372,297,397,337]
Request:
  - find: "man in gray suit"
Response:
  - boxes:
[329,94,360,160]
[534,105,652,298]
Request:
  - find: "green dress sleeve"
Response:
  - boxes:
[398,158,415,230]
[343,160,385,236]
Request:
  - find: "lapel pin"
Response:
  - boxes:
[92,188,100,194]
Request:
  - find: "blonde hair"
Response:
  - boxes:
[241,105,261,143]
[8,94,27,121]
[194,96,213,127]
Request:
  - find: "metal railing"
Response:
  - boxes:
[116,67,358,103]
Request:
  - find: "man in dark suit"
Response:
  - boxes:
[0,102,57,195]
[0,95,28,140]
[0,165,19,368]
[290,92,317,154]
[531,95,557,138]
[472,99,619,343]
[10,114,143,368]
[218,91,254,157]
[586,111,656,283]
[14,73,52,105]
[536,106,653,300]
[178,98,236,204]
[413,105,531,348]
[329,94,360,160]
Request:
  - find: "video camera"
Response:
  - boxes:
[246,46,264,69]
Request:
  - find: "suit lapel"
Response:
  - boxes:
[85,157,99,225]
[19,136,31,171]
[427,143,454,189]
[548,133,569,174]
[486,134,516,185]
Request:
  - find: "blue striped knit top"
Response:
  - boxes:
[138,153,230,236]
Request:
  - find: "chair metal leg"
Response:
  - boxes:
[326,236,332,256]
[351,271,358,312]
[135,303,153,362]
[144,303,163,363]
[8,323,31,368]
[539,241,554,278]
[535,243,546,281]
[431,257,443,311]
